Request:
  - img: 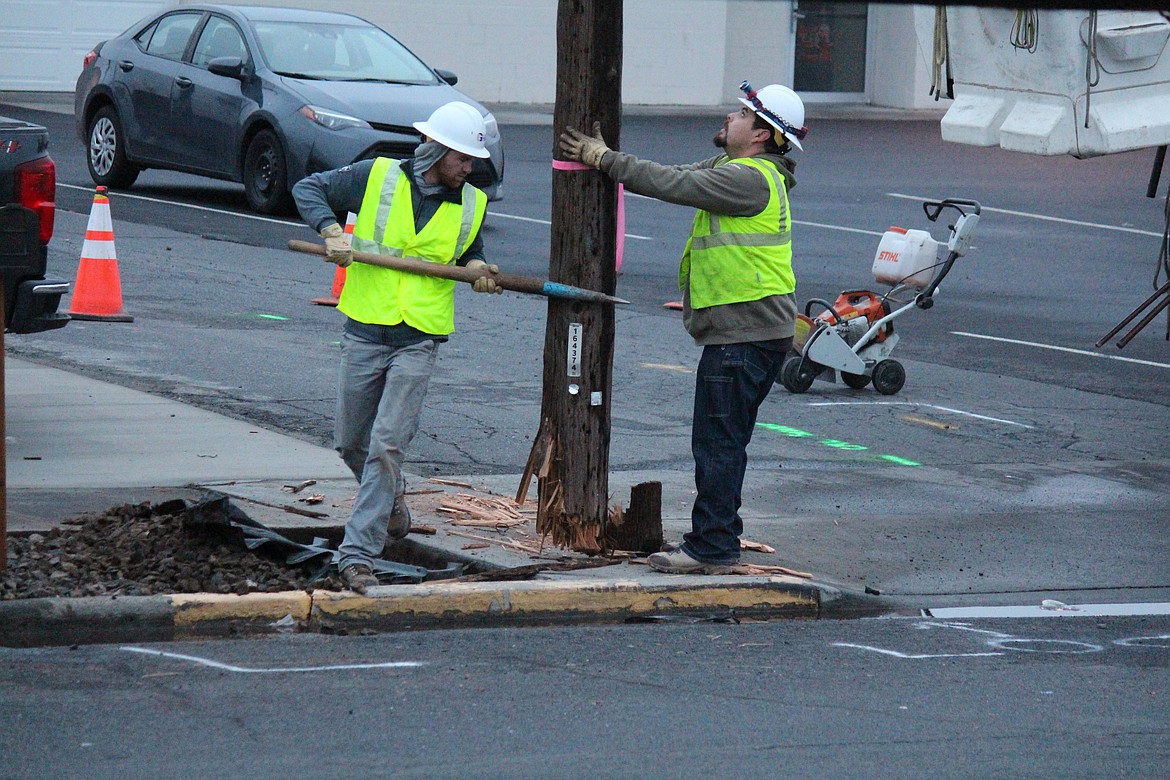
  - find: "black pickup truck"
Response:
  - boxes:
[1,115,68,333]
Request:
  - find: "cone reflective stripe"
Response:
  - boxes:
[68,186,133,322]
[311,211,356,306]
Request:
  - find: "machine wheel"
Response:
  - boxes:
[86,106,140,189]
[780,355,816,394]
[243,129,292,214]
[841,371,870,390]
[871,359,906,395]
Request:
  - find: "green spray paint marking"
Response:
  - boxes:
[755,422,920,466]
[255,314,289,321]
[880,454,921,466]
[757,423,814,438]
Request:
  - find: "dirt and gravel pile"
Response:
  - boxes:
[2,500,346,601]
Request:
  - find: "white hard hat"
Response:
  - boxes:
[413,101,490,158]
[738,81,807,150]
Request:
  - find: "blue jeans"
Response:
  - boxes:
[682,340,790,563]
[334,332,438,570]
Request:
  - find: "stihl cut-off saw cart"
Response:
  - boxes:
[779,198,981,396]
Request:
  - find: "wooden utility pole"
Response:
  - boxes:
[1,286,7,573]
[518,0,622,551]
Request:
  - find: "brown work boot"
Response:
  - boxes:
[340,563,379,594]
[387,494,411,540]
[647,547,734,575]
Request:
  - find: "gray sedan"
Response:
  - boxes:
[74,4,504,214]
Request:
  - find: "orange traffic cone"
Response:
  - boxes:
[311,211,356,306]
[68,186,132,322]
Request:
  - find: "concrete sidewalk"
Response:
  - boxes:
[3,355,877,646]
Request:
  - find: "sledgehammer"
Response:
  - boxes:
[288,240,629,305]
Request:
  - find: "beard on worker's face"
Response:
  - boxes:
[712,128,728,148]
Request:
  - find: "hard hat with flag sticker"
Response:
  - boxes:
[739,81,807,150]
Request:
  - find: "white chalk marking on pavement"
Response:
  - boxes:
[121,646,426,673]
[951,331,1170,370]
[806,400,1032,429]
[916,621,1104,653]
[832,643,1003,659]
[888,191,1165,238]
[1115,634,1170,648]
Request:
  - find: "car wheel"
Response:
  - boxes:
[86,106,140,189]
[779,355,816,394]
[841,371,870,389]
[871,359,906,395]
[243,129,292,214]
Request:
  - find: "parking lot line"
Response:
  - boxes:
[951,331,1170,369]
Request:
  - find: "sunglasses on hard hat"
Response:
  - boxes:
[739,81,808,142]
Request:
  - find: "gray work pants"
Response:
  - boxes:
[335,334,437,570]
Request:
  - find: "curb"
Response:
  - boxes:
[0,576,843,648]
[312,576,832,631]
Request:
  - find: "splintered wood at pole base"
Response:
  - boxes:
[517,417,602,552]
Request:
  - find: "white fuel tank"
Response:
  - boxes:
[872,227,941,288]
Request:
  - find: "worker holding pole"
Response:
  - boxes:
[292,101,501,594]
[560,81,808,574]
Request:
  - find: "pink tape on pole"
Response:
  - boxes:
[551,161,626,273]
[616,184,625,273]
[552,159,593,171]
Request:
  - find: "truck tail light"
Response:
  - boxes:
[15,155,56,243]
[83,49,98,69]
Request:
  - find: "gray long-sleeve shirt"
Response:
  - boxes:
[291,158,486,266]
[600,150,798,346]
[291,157,486,343]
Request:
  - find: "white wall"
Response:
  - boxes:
[1,0,931,112]
[1,0,170,91]
[869,4,939,110]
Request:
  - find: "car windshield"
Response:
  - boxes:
[252,21,438,83]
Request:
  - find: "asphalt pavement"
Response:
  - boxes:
[4,94,1168,649]
[4,353,862,647]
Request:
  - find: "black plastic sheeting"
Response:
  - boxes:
[182,492,462,585]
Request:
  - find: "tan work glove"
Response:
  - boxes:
[319,222,352,268]
[559,122,611,169]
[466,259,502,294]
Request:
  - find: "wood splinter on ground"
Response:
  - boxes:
[281,480,316,494]
[428,477,474,489]
[438,493,531,528]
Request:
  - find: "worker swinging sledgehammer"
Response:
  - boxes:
[289,101,505,594]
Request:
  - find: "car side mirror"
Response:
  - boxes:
[208,56,246,80]
[434,68,458,86]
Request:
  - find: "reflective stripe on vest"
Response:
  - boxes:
[342,157,487,334]
[679,156,795,309]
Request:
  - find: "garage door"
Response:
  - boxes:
[1,0,172,92]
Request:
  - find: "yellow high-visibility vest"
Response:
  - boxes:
[679,156,794,309]
[341,157,487,334]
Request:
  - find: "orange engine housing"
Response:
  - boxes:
[793,290,893,354]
